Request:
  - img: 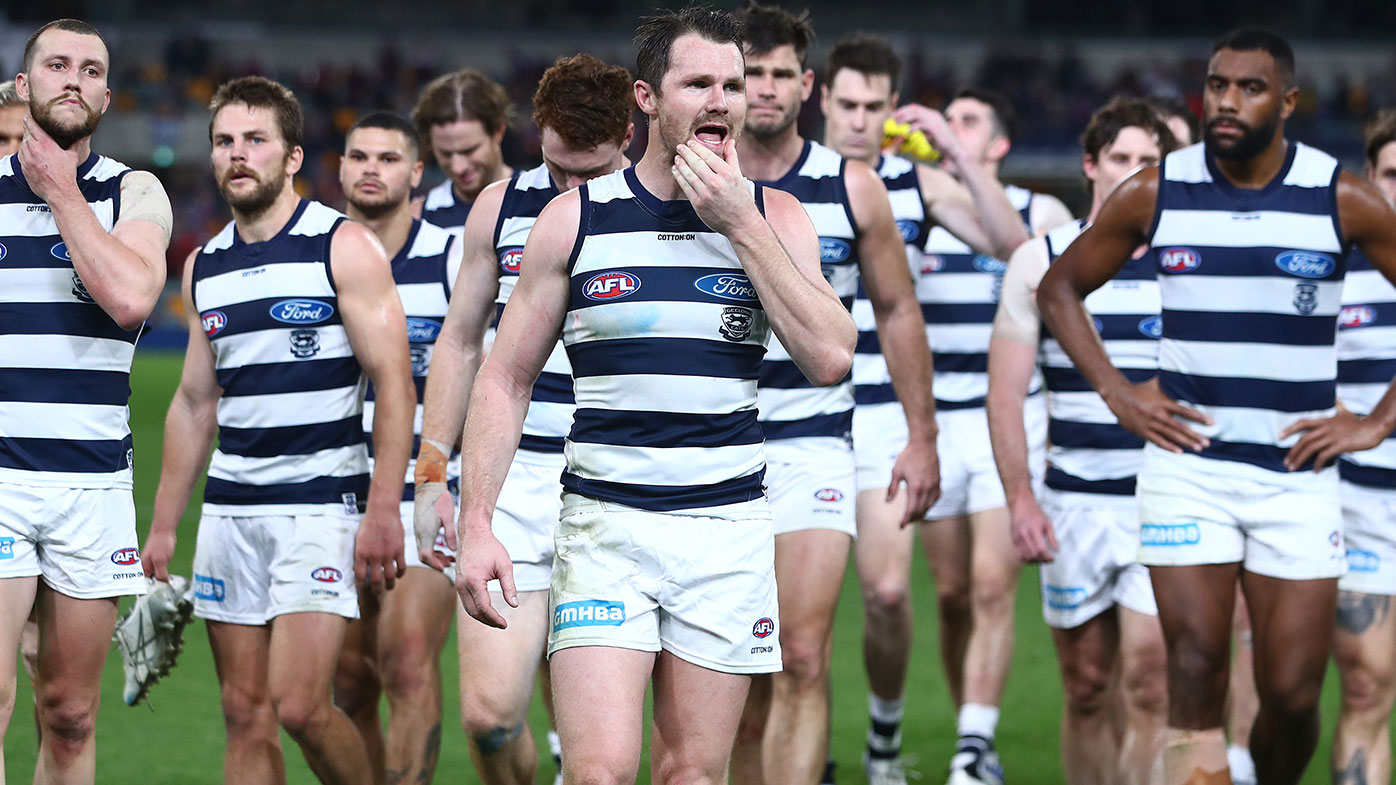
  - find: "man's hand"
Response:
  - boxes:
[891,435,941,526]
[672,139,761,237]
[18,118,82,203]
[455,524,517,629]
[141,529,176,582]
[1281,408,1390,472]
[891,104,967,163]
[1102,377,1212,454]
[354,508,406,594]
[1009,498,1058,563]
[413,437,456,570]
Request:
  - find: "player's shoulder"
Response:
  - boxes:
[409,218,457,257]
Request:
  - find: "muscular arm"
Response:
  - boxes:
[331,222,415,588]
[143,252,222,580]
[918,162,1028,260]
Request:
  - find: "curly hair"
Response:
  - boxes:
[1080,96,1178,163]
[532,54,634,150]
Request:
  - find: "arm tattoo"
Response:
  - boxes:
[1336,592,1391,636]
[1333,747,1368,785]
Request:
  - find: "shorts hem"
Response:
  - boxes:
[1338,576,1396,596]
[548,637,662,658]
[661,642,781,675]
[267,604,359,622]
[1241,560,1345,581]
[772,521,857,538]
[1139,552,1244,568]
[41,578,146,600]
[195,608,269,626]
[1043,596,1114,630]
[923,499,1007,521]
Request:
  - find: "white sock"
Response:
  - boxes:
[957,703,1000,740]
[1227,744,1255,782]
[548,729,562,759]
[869,693,906,724]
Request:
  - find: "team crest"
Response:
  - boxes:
[71,272,95,303]
[289,329,321,358]
[1293,282,1318,315]
[719,306,754,342]
[410,344,430,376]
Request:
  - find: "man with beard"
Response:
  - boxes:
[1037,28,1396,785]
[142,76,414,785]
[412,70,514,231]
[0,19,171,783]
[413,53,633,785]
[329,111,462,785]
[454,7,854,785]
[729,7,939,785]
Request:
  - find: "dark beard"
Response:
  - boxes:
[31,96,100,150]
[346,190,398,220]
[1204,112,1280,161]
[743,108,798,144]
[221,171,285,218]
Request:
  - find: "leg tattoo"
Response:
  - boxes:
[1333,747,1368,785]
[1336,593,1390,636]
[472,722,525,756]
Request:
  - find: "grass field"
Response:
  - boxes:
[1,351,1360,784]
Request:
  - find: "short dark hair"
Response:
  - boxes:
[634,5,744,92]
[411,70,513,144]
[826,34,900,94]
[208,76,304,151]
[23,19,106,73]
[738,2,815,69]
[1147,95,1200,145]
[1213,27,1296,87]
[347,111,420,157]
[533,54,634,149]
[1364,110,1396,169]
[1080,96,1178,162]
[953,87,1017,142]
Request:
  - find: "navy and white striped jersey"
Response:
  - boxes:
[851,155,926,408]
[1039,220,1160,495]
[0,153,139,488]
[561,168,770,512]
[194,200,369,515]
[362,219,462,502]
[1149,142,1346,475]
[755,140,857,453]
[493,164,572,460]
[422,180,471,232]
[1337,248,1396,488]
[920,184,1038,409]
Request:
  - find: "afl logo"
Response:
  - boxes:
[1138,315,1163,338]
[270,299,334,325]
[921,254,945,274]
[499,248,522,274]
[583,271,641,301]
[1160,247,1200,273]
[51,242,70,261]
[311,567,342,583]
[202,310,228,337]
[405,318,442,342]
[695,273,759,303]
[1275,250,1337,279]
[972,254,1007,274]
[819,237,852,263]
[110,548,140,566]
[1340,305,1376,329]
[814,487,845,503]
[752,617,775,638]
[895,220,920,243]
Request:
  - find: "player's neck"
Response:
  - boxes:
[736,127,804,182]
[1211,134,1290,190]
[232,187,302,244]
[635,144,687,202]
[60,136,93,164]
[349,200,414,261]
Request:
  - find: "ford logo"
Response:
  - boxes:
[819,237,852,263]
[269,298,334,325]
[972,254,1007,274]
[895,220,920,243]
[1275,250,1336,279]
[51,242,70,261]
[405,318,442,342]
[1138,315,1163,338]
[1159,247,1200,273]
[694,273,759,303]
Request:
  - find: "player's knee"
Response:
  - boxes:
[1122,643,1169,717]
[778,633,829,686]
[1338,659,1396,718]
[1256,670,1323,720]
[1060,658,1112,716]
[332,654,379,716]
[467,721,525,757]
[862,576,911,623]
[970,566,1016,612]
[38,697,95,752]
[564,760,633,785]
[219,681,275,737]
[270,688,331,740]
[461,689,526,741]
[936,583,971,624]
[380,633,439,699]
[654,759,723,785]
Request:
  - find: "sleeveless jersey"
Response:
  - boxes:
[1149,142,1346,474]
[422,180,471,232]
[755,140,857,451]
[1039,220,1160,495]
[493,164,573,460]
[194,199,369,515]
[851,154,927,407]
[1337,248,1396,488]
[562,168,770,512]
[0,153,139,488]
[920,183,1039,409]
[361,219,461,501]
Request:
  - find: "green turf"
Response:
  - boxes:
[2,351,1357,783]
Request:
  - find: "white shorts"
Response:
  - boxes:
[1137,449,1344,580]
[0,483,145,599]
[548,493,781,674]
[766,440,857,537]
[1039,489,1156,628]
[853,402,908,493]
[192,511,360,624]
[493,456,563,592]
[1339,480,1396,595]
[924,401,1046,520]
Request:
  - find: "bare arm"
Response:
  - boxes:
[916,164,1027,260]
[457,190,577,628]
[20,121,169,330]
[331,221,415,591]
[1037,167,1209,453]
[847,159,939,521]
[142,251,222,581]
[1029,192,1075,236]
[674,140,853,386]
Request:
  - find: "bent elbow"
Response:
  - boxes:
[809,338,854,388]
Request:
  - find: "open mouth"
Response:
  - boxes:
[693,123,729,149]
